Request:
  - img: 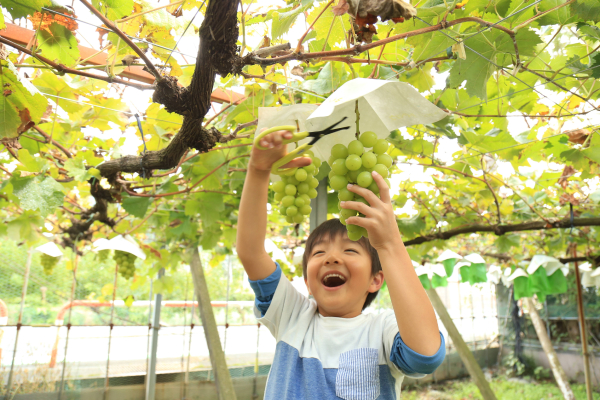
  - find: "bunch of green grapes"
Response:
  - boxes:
[40,253,60,275]
[113,250,137,280]
[271,152,321,224]
[96,250,110,263]
[328,131,393,241]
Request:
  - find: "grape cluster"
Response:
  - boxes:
[113,250,137,280]
[40,253,59,275]
[328,131,392,241]
[272,152,321,224]
[96,250,110,263]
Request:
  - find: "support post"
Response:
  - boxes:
[426,288,497,400]
[189,247,237,400]
[524,297,574,400]
[310,178,328,232]
[145,268,164,400]
[572,245,593,400]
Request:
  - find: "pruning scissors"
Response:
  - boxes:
[254,116,351,175]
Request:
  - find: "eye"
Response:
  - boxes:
[312,250,324,256]
[345,248,358,253]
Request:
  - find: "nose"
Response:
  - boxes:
[324,252,341,265]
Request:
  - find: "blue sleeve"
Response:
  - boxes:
[248,262,282,317]
[390,332,446,375]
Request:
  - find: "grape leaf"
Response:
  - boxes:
[38,23,80,67]
[272,6,303,40]
[311,2,345,47]
[1,0,51,19]
[302,62,349,95]
[396,214,426,237]
[194,192,224,227]
[537,0,575,25]
[0,11,5,30]
[11,175,64,216]
[0,61,48,139]
[590,52,600,78]
[570,0,600,23]
[64,158,95,182]
[122,196,152,218]
[92,0,134,20]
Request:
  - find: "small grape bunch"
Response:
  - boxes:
[271,152,322,224]
[328,131,392,241]
[113,250,137,280]
[96,250,110,263]
[40,253,60,275]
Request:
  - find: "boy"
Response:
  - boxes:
[237,129,445,399]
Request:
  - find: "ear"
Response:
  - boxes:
[368,271,384,293]
[304,277,312,295]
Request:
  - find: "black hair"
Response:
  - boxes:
[302,219,382,310]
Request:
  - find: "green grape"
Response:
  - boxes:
[330,175,348,191]
[377,154,393,168]
[300,205,312,215]
[286,216,294,223]
[294,197,306,207]
[282,195,295,207]
[287,176,300,185]
[348,167,365,182]
[348,140,364,155]
[300,193,311,203]
[41,253,59,275]
[286,206,298,216]
[345,171,355,183]
[360,227,369,238]
[304,164,316,174]
[373,139,389,155]
[339,215,347,225]
[298,182,310,194]
[338,188,354,201]
[279,204,288,215]
[332,159,349,175]
[285,184,297,196]
[328,170,336,180]
[293,214,305,223]
[282,168,297,177]
[312,157,322,168]
[355,195,369,205]
[97,250,109,263]
[347,230,363,241]
[359,131,378,147]
[331,144,349,159]
[357,171,373,188]
[372,164,389,178]
[345,154,362,171]
[340,208,357,219]
[368,181,380,195]
[384,178,391,188]
[114,250,137,280]
[274,192,285,201]
[328,154,337,165]
[308,188,318,198]
[305,150,315,157]
[361,152,377,169]
[308,177,319,189]
[273,181,286,193]
[295,168,308,182]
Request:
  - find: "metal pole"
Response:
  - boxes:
[252,323,261,399]
[572,244,593,400]
[184,291,196,399]
[4,248,33,400]
[58,252,79,400]
[145,268,164,400]
[104,264,119,400]
[310,179,328,232]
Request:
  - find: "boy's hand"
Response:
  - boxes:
[340,172,402,250]
[249,129,312,172]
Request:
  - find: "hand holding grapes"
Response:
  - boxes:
[249,129,312,172]
[340,172,402,251]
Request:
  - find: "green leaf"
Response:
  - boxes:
[17,149,47,172]
[310,2,345,47]
[272,6,303,40]
[448,33,499,100]
[122,196,152,218]
[590,52,600,78]
[396,214,426,237]
[570,0,600,23]
[195,192,224,227]
[92,0,134,20]
[1,0,51,19]
[302,62,348,95]
[124,295,134,307]
[38,23,80,67]
[590,188,600,203]
[64,157,94,182]
[417,0,460,19]
[538,0,574,25]
[0,11,5,30]
[0,61,48,139]
[12,175,64,216]
[494,234,520,253]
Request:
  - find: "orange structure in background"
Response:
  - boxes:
[0,23,245,105]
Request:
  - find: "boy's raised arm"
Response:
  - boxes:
[236,129,311,281]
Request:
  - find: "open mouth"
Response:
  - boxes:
[322,273,347,288]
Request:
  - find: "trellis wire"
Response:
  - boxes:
[223,255,232,351]
[103,263,120,400]
[3,248,33,400]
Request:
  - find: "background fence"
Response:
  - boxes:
[0,239,500,398]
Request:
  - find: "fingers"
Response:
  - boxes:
[258,129,293,149]
[346,214,371,228]
[347,183,380,207]
[282,156,312,169]
[373,171,391,204]
[340,200,374,217]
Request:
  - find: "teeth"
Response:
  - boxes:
[323,273,346,283]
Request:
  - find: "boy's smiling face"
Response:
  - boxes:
[305,233,384,318]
